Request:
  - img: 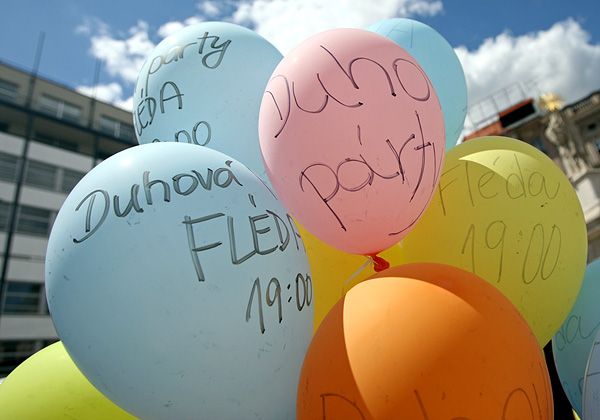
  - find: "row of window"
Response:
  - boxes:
[0,79,19,103]
[0,78,134,141]
[0,339,58,375]
[2,281,48,315]
[0,281,54,374]
[0,151,86,194]
[0,202,54,236]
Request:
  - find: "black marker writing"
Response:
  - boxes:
[183,198,303,283]
[438,154,561,216]
[134,81,184,137]
[299,111,436,232]
[72,162,241,243]
[459,221,561,285]
[246,274,311,334]
[264,45,431,139]
[320,393,366,420]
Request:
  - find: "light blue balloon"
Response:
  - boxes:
[46,143,313,419]
[583,329,600,418]
[133,22,282,183]
[369,18,467,150]
[553,258,600,416]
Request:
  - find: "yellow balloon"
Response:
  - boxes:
[398,136,587,345]
[298,223,403,331]
[0,342,134,419]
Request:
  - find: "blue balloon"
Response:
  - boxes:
[581,333,600,420]
[369,18,467,150]
[46,143,313,419]
[553,259,600,416]
[584,328,600,418]
[133,22,282,183]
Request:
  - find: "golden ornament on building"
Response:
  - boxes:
[539,92,564,112]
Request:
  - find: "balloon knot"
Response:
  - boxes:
[368,254,390,272]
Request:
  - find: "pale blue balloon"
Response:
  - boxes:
[46,143,313,419]
[369,18,467,150]
[133,22,282,183]
[583,328,600,418]
[553,259,600,416]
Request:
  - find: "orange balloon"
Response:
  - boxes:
[297,263,553,419]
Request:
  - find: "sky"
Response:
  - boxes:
[2,0,599,132]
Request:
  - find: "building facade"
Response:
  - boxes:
[465,90,600,261]
[0,60,136,375]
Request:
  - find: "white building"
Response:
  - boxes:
[0,60,135,375]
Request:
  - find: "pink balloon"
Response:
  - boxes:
[259,29,445,255]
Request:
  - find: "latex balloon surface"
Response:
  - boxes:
[0,342,134,419]
[297,263,553,419]
[553,259,600,416]
[46,143,313,419]
[398,136,587,345]
[583,329,600,419]
[369,18,467,150]
[259,28,445,255]
[134,22,282,181]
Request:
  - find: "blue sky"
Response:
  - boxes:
[2,0,599,130]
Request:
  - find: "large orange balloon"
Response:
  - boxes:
[297,263,553,419]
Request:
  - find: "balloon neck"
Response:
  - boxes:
[368,253,390,272]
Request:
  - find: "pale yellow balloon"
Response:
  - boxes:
[298,223,403,331]
[0,342,134,419]
[398,136,587,345]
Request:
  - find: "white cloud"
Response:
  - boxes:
[76,0,443,110]
[456,19,600,131]
[157,16,204,38]
[115,95,134,111]
[231,0,444,53]
[199,0,221,17]
[76,3,599,130]
[88,20,155,84]
[74,17,109,36]
[77,82,122,102]
[76,82,133,111]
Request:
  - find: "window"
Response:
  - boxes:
[0,340,37,375]
[100,116,135,142]
[0,79,18,102]
[60,169,85,193]
[22,158,86,194]
[120,124,135,142]
[99,115,120,137]
[589,122,598,132]
[34,133,79,153]
[2,282,42,314]
[62,101,83,123]
[15,205,52,236]
[38,95,60,115]
[40,287,50,315]
[38,94,82,123]
[0,152,19,182]
[24,160,57,190]
[41,339,58,348]
[0,201,10,231]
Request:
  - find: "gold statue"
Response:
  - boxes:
[545,109,584,178]
[539,92,564,112]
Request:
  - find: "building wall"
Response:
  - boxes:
[0,60,136,375]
